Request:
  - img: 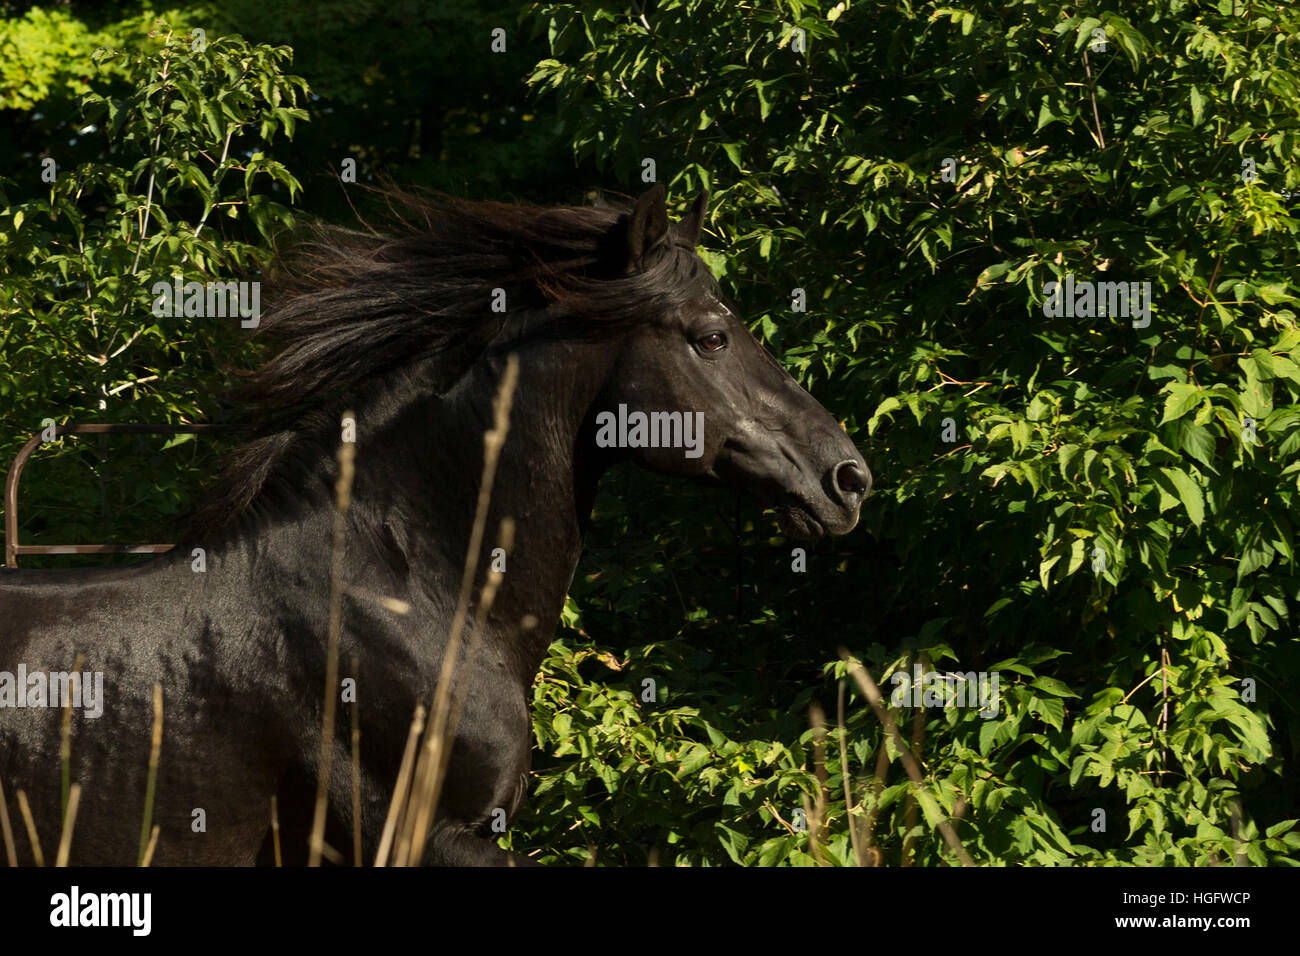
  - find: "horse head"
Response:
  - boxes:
[590,184,870,538]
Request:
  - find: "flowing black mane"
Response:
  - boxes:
[187,185,718,536]
[238,184,714,409]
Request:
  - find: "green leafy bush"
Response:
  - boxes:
[510,0,1300,865]
[0,25,305,559]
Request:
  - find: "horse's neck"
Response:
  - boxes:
[423,339,613,672]
[212,334,615,681]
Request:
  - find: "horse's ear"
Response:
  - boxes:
[674,190,709,248]
[626,183,669,271]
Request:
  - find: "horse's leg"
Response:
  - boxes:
[411,677,537,867]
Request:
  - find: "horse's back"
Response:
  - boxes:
[0,558,289,864]
[0,560,194,655]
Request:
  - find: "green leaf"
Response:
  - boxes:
[1160,383,1203,424]
[721,142,744,172]
[1178,422,1215,468]
[1029,695,1065,731]
[1030,676,1080,699]
[1156,467,1204,526]
[1189,86,1206,127]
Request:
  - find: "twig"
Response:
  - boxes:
[808,702,829,865]
[1122,665,1164,704]
[1230,797,1247,866]
[901,708,926,863]
[762,799,801,837]
[1160,645,1171,733]
[123,49,172,285]
[1158,644,1172,788]
[1082,49,1106,149]
[863,714,893,866]
[105,375,159,397]
[837,680,865,866]
[1188,252,1225,382]
[184,126,236,247]
[902,652,931,867]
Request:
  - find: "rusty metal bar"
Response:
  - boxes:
[4,423,239,567]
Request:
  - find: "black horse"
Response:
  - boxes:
[0,184,870,865]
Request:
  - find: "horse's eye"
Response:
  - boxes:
[697,332,728,352]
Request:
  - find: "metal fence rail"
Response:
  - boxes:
[4,423,238,567]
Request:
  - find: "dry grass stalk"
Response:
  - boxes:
[350,654,363,867]
[839,649,974,867]
[344,585,411,616]
[861,680,900,867]
[398,517,514,865]
[16,789,42,866]
[137,684,163,866]
[318,841,344,865]
[438,519,515,785]
[60,652,85,822]
[762,799,803,837]
[55,783,81,866]
[140,825,160,867]
[400,355,518,866]
[0,774,18,867]
[376,704,426,867]
[309,411,357,867]
[271,795,282,867]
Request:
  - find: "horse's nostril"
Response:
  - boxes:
[833,460,870,500]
